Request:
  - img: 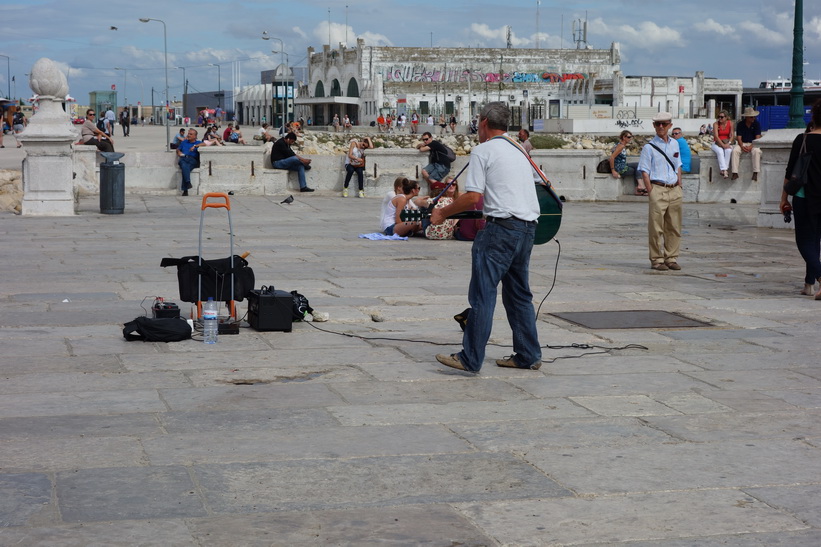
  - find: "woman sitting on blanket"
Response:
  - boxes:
[382,178,425,237]
[424,176,460,240]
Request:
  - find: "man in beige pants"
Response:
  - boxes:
[637,112,683,271]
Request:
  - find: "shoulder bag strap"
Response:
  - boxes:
[648,142,678,172]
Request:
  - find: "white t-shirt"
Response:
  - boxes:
[464,134,540,221]
[380,191,397,231]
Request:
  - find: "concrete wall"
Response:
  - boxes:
[71,143,766,205]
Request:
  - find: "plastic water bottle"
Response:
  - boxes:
[202,298,218,344]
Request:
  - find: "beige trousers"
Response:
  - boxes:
[648,184,683,264]
[731,144,762,174]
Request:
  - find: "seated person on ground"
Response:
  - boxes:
[424,176,460,240]
[383,178,424,237]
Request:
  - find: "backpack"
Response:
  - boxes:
[123,316,192,342]
[13,112,23,124]
[96,118,106,132]
[438,144,456,164]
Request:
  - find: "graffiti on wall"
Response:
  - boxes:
[383,66,588,84]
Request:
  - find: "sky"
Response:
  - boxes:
[1,0,820,106]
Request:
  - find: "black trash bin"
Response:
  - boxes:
[99,152,125,214]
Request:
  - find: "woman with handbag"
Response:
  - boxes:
[342,137,372,198]
[781,99,821,298]
[608,130,642,194]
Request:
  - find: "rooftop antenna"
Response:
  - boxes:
[535,0,540,49]
[506,26,512,49]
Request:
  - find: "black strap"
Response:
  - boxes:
[648,142,678,173]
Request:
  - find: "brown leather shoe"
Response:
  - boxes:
[666,262,682,271]
[752,172,758,181]
[651,263,669,271]
[731,173,739,180]
[435,353,475,373]
[496,355,542,370]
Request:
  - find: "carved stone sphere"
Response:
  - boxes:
[29,58,69,98]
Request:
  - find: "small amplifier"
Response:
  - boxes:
[153,301,180,319]
[248,288,293,332]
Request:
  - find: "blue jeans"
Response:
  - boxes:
[792,196,821,284]
[424,162,450,182]
[178,155,197,191]
[458,219,541,371]
[344,164,364,190]
[273,156,308,189]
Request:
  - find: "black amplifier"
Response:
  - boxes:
[247,288,293,332]
[152,301,180,318]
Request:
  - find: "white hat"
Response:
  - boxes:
[742,107,760,117]
[652,111,673,122]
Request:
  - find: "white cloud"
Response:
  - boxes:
[468,23,530,47]
[693,18,729,36]
[312,21,392,48]
[737,20,789,46]
[293,27,308,41]
[587,17,683,50]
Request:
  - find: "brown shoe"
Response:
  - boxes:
[752,172,758,181]
[435,353,475,373]
[731,173,739,180]
[651,263,669,271]
[496,355,542,370]
[666,262,682,271]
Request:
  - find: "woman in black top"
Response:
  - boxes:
[781,99,821,298]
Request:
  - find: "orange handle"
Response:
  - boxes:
[201,192,231,210]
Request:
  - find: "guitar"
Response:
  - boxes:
[399,209,483,222]
[399,183,562,244]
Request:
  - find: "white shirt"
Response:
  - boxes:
[464,134,540,221]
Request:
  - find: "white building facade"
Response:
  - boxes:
[291,39,743,131]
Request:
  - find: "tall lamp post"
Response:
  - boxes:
[272,50,291,125]
[0,54,10,99]
[139,17,170,151]
[209,63,221,110]
[114,67,128,112]
[176,66,187,118]
[788,0,805,128]
[129,73,144,122]
[262,32,286,126]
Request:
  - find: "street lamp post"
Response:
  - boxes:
[0,54,10,99]
[176,66,187,118]
[114,67,128,111]
[788,0,805,128]
[209,63,221,110]
[273,51,291,126]
[262,32,286,127]
[131,73,144,122]
[139,17,171,151]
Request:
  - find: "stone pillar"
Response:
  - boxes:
[20,58,79,216]
[757,128,804,229]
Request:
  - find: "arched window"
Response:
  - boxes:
[330,79,342,97]
[346,78,360,97]
[315,81,325,98]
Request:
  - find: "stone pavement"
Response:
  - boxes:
[1,192,820,546]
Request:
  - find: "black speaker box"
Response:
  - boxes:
[248,289,293,332]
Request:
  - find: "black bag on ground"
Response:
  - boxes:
[596,158,611,173]
[291,290,314,321]
[123,316,192,342]
[160,255,255,303]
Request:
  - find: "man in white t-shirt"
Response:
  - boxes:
[430,101,542,373]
